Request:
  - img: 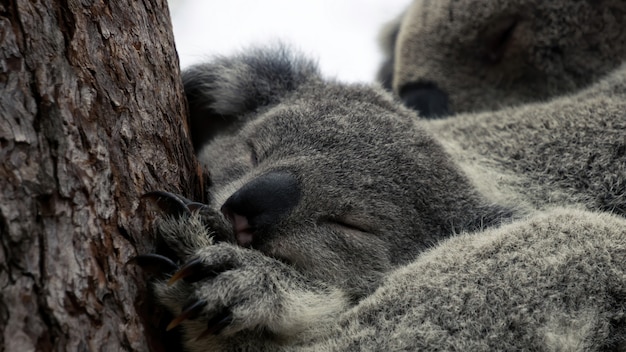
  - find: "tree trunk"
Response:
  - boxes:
[0,1,203,350]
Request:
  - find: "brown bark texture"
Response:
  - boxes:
[0,0,204,351]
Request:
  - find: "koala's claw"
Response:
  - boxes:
[142,190,209,217]
[127,253,179,274]
[166,298,233,338]
[168,257,208,285]
[198,310,233,338]
[168,256,236,285]
[167,299,208,331]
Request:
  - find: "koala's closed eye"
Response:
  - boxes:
[324,216,375,236]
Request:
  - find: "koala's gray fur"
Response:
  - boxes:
[306,208,626,352]
[378,0,626,114]
[142,42,626,351]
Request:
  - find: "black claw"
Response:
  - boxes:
[127,253,179,274]
[168,258,206,285]
[142,191,194,217]
[197,310,233,339]
[168,257,234,286]
[167,299,208,331]
[186,202,210,213]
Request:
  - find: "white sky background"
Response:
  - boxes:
[168,0,411,83]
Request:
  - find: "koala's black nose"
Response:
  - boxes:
[221,171,300,247]
[399,82,450,118]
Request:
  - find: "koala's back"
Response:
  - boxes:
[426,64,626,216]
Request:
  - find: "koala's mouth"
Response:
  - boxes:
[222,210,255,247]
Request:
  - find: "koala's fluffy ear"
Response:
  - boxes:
[182,46,320,150]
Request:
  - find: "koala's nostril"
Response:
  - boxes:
[399,82,450,119]
[221,171,301,246]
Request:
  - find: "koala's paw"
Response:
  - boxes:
[131,191,312,343]
[140,191,219,260]
[152,243,300,340]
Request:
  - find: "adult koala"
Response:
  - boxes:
[132,44,626,351]
[378,0,626,117]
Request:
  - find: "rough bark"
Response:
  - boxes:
[0,1,204,351]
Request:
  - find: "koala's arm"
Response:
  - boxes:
[154,207,626,352]
[293,209,626,352]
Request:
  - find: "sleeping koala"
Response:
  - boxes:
[378,0,626,117]
[133,46,626,351]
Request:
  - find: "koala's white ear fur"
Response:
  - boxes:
[182,46,320,149]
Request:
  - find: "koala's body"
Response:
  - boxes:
[139,46,626,351]
[135,1,626,351]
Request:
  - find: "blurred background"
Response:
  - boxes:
[168,0,411,83]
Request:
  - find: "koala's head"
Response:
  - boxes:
[380,0,626,116]
[183,48,507,299]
